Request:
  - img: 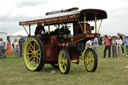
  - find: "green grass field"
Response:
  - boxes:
[0,46,128,85]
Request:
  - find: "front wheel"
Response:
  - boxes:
[84,48,98,72]
[23,37,45,71]
[58,49,70,74]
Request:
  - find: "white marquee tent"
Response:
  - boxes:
[0,32,7,49]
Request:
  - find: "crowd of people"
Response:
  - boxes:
[103,33,128,58]
[12,36,25,57]
[86,33,128,58]
[1,32,128,58]
[0,36,25,59]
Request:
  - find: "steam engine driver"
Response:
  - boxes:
[35,23,45,38]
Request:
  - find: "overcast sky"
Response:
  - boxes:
[0,0,128,35]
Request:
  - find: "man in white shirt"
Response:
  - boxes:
[93,36,99,55]
[0,38,6,59]
[0,38,4,47]
[86,40,92,49]
[116,36,123,56]
[13,39,19,57]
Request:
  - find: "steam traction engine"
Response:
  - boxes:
[19,7,107,74]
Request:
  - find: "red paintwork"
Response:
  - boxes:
[44,44,58,61]
[44,45,52,61]
[72,34,85,43]
[72,34,98,43]
[52,48,58,61]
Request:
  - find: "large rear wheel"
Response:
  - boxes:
[23,37,45,71]
[84,48,98,72]
[58,49,70,74]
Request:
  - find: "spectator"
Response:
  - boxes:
[35,23,45,37]
[0,38,6,59]
[117,33,124,54]
[117,33,120,37]
[99,37,103,45]
[13,39,19,57]
[85,40,92,49]
[111,36,117,58]
[120,36,124,54]
[116,36,123,56]
[7,41,11,50]
[93,35,99,55]
[0,38,4,49]
[19,36,25,57]
[124,36,128,56]
[103,35,111,58]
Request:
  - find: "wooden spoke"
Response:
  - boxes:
[29,56,33,61]
[26,53,33,55]
[34,42,36,50]
[62,54,66,59]
[29,47,33,53]
[36,49,40,53]
[63,64,67,69]
[29,42,34,50]
[37,54,40,56]
[32,57,36,64]
[35,56,40,60]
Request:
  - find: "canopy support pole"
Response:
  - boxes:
[95,17,97,33]
[98,19,103,33]
[29,25,31,36]
[23,25,29,35]
[58,24,60,29]
[84,16,86,34]
[48,25,50,34]
[78,20,84,32]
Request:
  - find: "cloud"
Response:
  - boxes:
[0,14,28,34]
[0,22,21,34]
[16,0,50,8]
[0,0,128,36]
[100,7,128,35]
[0,14,27,22]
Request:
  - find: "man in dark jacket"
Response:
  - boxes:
[35,24,45,37]
[19,36,25,57]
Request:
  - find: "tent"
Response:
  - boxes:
[0,32,7,43]
[0,32,7,48]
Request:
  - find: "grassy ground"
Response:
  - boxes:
[0,45,128,85]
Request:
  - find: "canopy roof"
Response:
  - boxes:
[19,8,107,26]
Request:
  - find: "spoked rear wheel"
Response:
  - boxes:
[23,37,45,71]
[84,48,98,72]
[58,49,70,74]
